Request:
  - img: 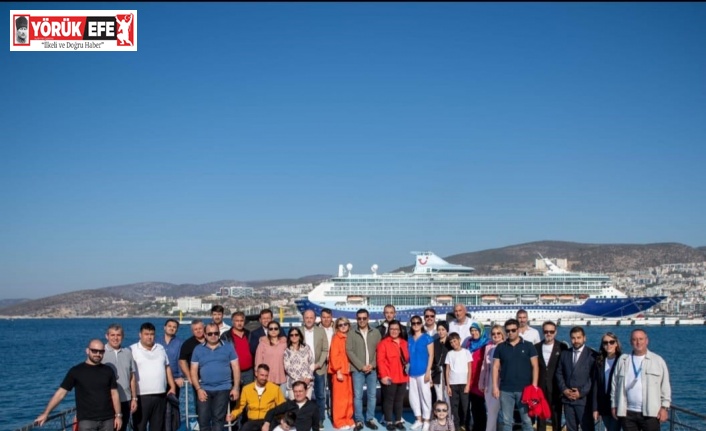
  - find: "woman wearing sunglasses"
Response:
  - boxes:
[255,321,288,396]
[408,315,435,431]
[478,325,505,431]
[329,317,356,430]
[592,332,622,431]
[284,327,315,400]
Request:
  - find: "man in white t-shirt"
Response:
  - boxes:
[448,303,476,344]
[611,329,671,431]
[516,309,541,344]
[131,322,176,431]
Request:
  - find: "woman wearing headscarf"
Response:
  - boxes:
[462,322,490,431]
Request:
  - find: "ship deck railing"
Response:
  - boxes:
[14,391,706,431]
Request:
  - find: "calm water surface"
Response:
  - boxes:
[1,318,704,430]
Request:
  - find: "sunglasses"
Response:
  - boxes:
[338,323,350,328]
[268,327,279,331]
[206,332,219,336]
[506,328,518,333]
[289,333,300,337]
[544,330,556,334]
[435,409,448,413]
[411,321,422,325]
[357,317,368,321]
[424,315,435,318]
[89,348,105,354]
[603,340,617,345]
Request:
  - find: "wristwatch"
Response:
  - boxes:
[116,413,123,418]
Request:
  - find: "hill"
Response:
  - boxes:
[395,241,706,274]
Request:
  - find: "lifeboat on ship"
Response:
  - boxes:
[558,295,574,302]
[578,294,589,300]
[436,295,453,303]
[541,295,557,301]
[521,295,538,303]
[499,295,517,303]
[346,296,365,303]
[481,295,498,303]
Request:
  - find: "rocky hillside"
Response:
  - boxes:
[396,241,706,274]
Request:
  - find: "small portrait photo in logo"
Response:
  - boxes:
[15,15,29,44]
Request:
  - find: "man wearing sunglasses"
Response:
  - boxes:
[534,321,568,431]
[35,339,122,431]
[347,308,382,431]
[492,319,538,431]
[191,322,241,431]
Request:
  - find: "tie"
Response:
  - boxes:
[573,349,580,364]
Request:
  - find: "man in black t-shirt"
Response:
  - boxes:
[35,339,121,431]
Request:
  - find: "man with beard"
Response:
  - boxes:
[556,326,597,431]
[158,319,184,397]
[35,339,122,431]
[263,380,320,431]
[534,321,567,431]
[222,311,255,385]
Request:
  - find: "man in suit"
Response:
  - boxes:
[535,321,568,431]
[301,309,329,427]
[249,308,275,357]
[377,304,408,340]
[556,326,596,431]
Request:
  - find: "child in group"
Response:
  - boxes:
[273,411,297,431]
[444,332,473,431]
[429,401,455,431]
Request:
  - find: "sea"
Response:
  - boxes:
[1,318,705,431]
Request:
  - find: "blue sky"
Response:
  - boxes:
[2,2,705,299]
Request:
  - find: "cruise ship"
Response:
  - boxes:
[295,251,665,321]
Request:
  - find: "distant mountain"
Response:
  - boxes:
[395,241,706,274]
[0,275,331,317]
[0,298,31,309]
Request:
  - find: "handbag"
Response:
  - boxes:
[399,346,410,375]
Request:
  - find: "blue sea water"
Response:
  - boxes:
[1,318,704,430]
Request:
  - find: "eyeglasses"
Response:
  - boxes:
[206,332,219,336]
[603,340,617,345]
[411,321,422,325]
[268,327,279,331]
[435,409,448,413]
[356,317,368,321]
[89,349,105,354]
[424,315,435,318]
[506,328,518,333]
[491,332,503,336]
[543,330,556,334]
[337,323,350,328]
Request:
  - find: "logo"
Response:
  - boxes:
[418,257,428,265]
[10,10,137,51]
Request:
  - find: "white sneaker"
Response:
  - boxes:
[422,422,430,431]
[410,421,423,430]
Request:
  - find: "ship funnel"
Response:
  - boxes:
[346,263,353,277]
[338,264,344,277]
[371,264,378,275]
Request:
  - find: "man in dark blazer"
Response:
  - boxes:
[262,381,320,431]
[555,326,597,431]
[535,321,568,431]
[249,309,275,357]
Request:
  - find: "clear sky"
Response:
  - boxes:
[2,2,705,299]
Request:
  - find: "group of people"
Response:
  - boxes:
[35,305,671,431]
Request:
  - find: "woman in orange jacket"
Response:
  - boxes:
[376,320,410,431]
[328,317,356,430]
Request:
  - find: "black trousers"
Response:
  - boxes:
[469,392,486,431]
[133,393,166,431]
[118,401,130,431]
[449,385,469,429]
[620,411,661,431]
[241,419,265,431]
[382,383,407,423]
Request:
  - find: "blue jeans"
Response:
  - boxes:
[315,373,326,421]
[500,391,532,431]
[196,389,230,431]
[352,369,378,423]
